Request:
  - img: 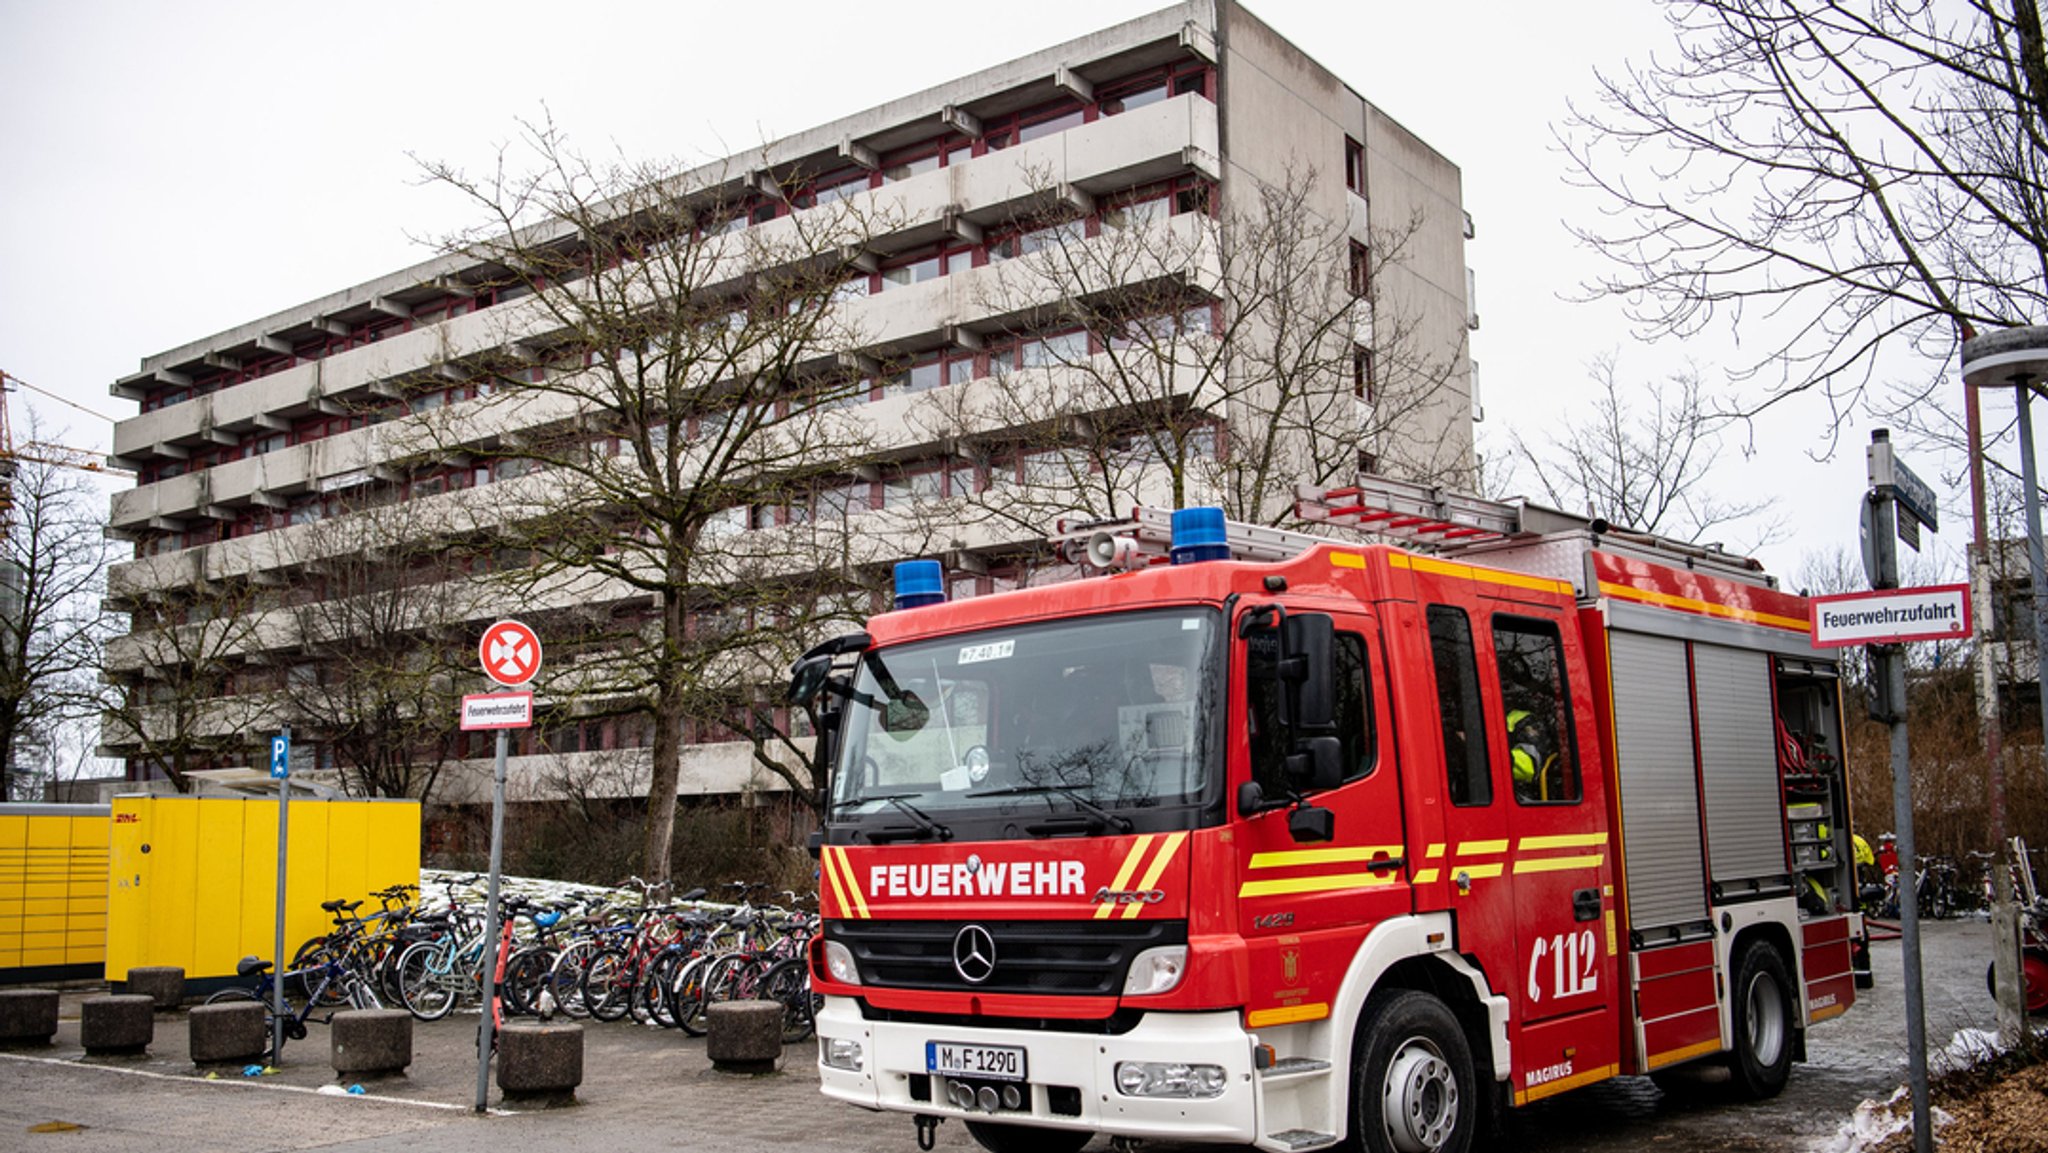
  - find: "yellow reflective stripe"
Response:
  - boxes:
[1329,552,1366,569]
[1455,840,1509,855]
[1122,832,1188,920]
[1247,1002,1330,1028]
[1239,872,1395,898]
[1596,580,1808,633]
[1412,868,1439,884]
[1455,863,1504,879]
[825,847,869,920]
[1517,833,1608,851]
[1425,843,1446,859]
[1513,854,1605,874]
[1096,835,1156,920]
[1247,845,1401,869]
[1401,553,1574,596]
[1646,1039,1723,1070]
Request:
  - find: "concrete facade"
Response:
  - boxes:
[101,0,1476,803]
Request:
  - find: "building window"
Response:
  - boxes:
[1349,242,1371,298]
[1345,137,1366,196]
[1353,345,1376,403]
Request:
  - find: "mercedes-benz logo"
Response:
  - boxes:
[952,924,997,984]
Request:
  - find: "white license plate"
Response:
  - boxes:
[926,1040,1028,1082]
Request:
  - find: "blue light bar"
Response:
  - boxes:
[893,560,946,609]
[1169,507,1230,565]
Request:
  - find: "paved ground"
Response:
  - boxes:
[0,918,2014,1152]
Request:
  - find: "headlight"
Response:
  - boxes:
[1121,945,1187,996]
[823,939,861,985]
[1114,1060,1227,1098]
[822,1036,864,1071]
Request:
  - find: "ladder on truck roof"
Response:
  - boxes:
[1295,475,1524,547]
[1055,476,1540,570]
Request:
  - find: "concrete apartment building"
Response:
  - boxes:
[99,0,1478,805]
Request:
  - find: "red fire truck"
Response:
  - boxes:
[789,476,1862,1153]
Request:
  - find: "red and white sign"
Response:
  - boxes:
[1809,584,1971,648]
[480,619,542,686]
[461,692,534,731]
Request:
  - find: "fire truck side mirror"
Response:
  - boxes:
[789,655,834,705]
[1281,613,1336,731]
[1288,804,1335,843]
[1288,735,1344,792]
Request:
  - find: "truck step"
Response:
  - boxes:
[1260,1057,1332,1080]
[1264,1129,1338,1151]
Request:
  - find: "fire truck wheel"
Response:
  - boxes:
[1351,990,1475,1153]
[962,1121,1090,1153]
[1725,941,1794,1099]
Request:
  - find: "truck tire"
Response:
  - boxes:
[1350,989,1476,1153]
[962,1121,1091,1153]
[1724,941,1794,1099]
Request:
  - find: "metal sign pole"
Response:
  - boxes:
[474,726,509,1112]
[271,726,291,1066]
[1865,439,1931,1153]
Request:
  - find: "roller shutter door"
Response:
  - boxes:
[1692,644,1786,886]
[1608,631,1708,933]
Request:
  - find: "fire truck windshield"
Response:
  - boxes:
[830,608,1223,837]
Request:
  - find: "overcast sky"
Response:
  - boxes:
[0,0,1978,582]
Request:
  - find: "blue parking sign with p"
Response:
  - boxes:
[270,734,290,779]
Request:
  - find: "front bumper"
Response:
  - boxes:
[814,996,1258,1144]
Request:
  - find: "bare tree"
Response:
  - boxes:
[417,119,895,882]
[99,573,268,793]
[1564,0,2048,435]
[912,167,1470,538]
[1505,353,1784,549]
[0,440,114,799]
[272,504,484,801]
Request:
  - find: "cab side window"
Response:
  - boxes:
[1248,630,1375,792]
[1493,615,1581,805]
[1428,605,1491,806]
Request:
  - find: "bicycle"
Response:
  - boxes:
[205,953,381,1061]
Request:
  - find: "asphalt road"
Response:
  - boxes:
[0,918,2009,1153]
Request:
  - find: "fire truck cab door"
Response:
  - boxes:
[1236,609,1408,1016]
[1428,600,1619,1073]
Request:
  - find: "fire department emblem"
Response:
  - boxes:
[953,924,997,984]
[1281,949,1299,984]
[966,854,982,875]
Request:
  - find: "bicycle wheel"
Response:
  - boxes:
[637,949,683,1027]
[502,946,555,1017]
[759,956,816,1044]
[291,936,350,1007]
[396,940,459,1021]
[581,947,635,1022]
[545,939,603,1020]
[671,953,716,1037]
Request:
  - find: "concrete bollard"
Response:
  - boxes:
[81,994,155,1056]
[331,1009,412,1077]
[705,1000,783,1073]
[124,966,187,1011]
[497,1020,583,1105]
[0,988,60,1048]
[188,1001,267,1065]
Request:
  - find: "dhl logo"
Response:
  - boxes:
[1239,833,1608,898]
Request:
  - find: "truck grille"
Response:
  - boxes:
[829,919,1186,996]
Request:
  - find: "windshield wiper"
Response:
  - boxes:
[967,784,1134,833]
[847,793,952,842]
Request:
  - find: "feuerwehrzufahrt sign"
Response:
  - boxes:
[1809,584,1970,648]
[460,692,533,731]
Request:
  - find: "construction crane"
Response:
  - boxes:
[0,369,130,526]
